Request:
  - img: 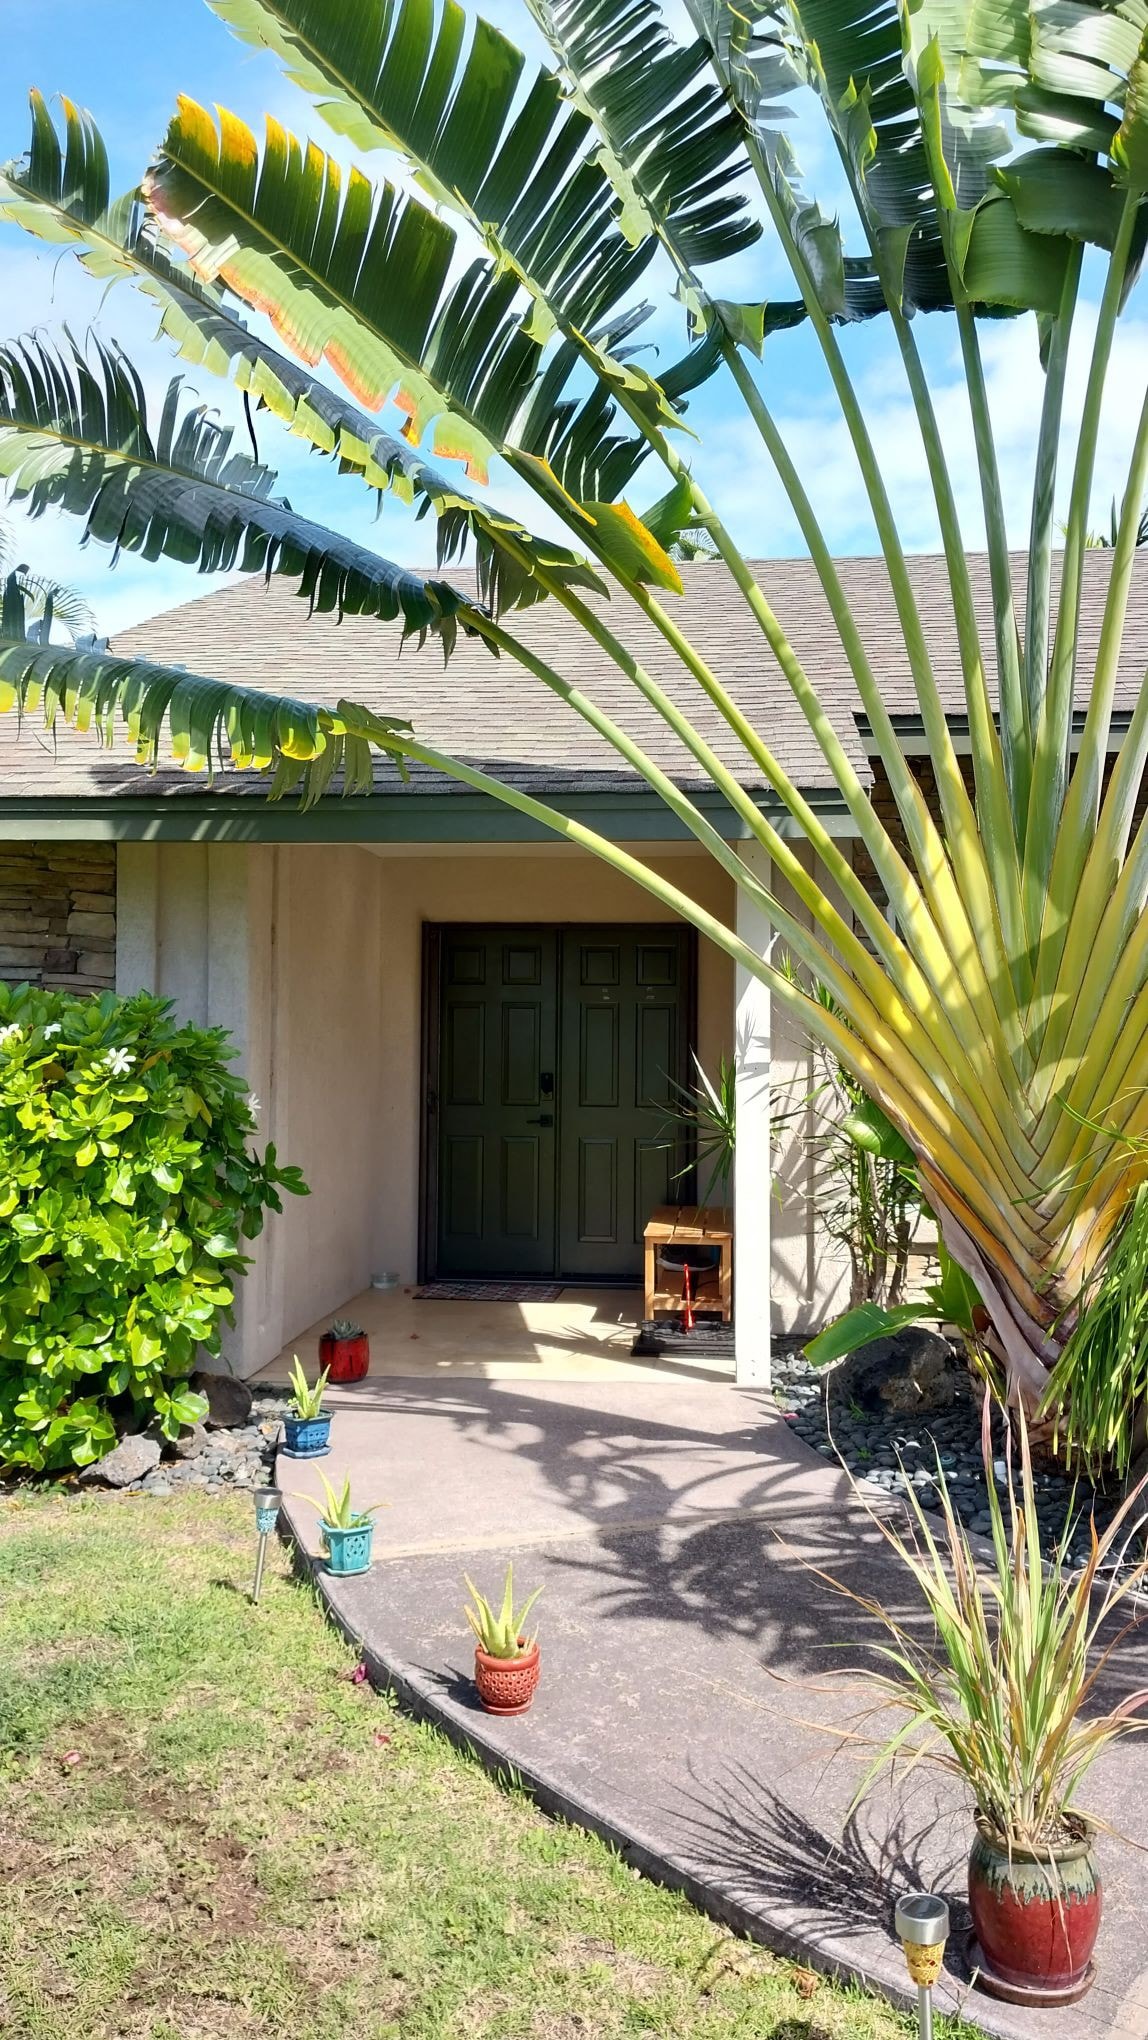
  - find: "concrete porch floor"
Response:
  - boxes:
[279,1379,1148,2038]
[255,1283,735,1385]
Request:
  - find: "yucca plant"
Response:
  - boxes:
[3,0,1148,1440]
[660,1052,737,1210]
[836,1400,1148,1852]
[464,1565,543,1659]
[287,1354,328,1421]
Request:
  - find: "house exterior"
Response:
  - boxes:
[3,551,1145,1383]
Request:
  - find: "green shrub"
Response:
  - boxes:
[0,983,307,1472]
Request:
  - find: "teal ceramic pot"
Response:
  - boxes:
[282,1411,331,1458]
[969,1818,1101,2003]
[322,1520,375,1576]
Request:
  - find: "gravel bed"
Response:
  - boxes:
[0,1389,291,1501]
[130,1389,290,1496]
[771,1339,1135,1568]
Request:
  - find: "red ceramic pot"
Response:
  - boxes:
[969,1818,1101,2005]
[473,1639,541,1716]
[319,1330,370,1384]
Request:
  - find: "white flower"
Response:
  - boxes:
[102,1048,135,1077]
[248,1094,261,1118]
[43,1023,62,1039]
[0,1023,23,1049]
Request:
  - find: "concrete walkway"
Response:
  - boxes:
[278,1378,1148,2038]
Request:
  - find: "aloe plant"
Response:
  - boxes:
[2,2,1148,1446]
[464,1565,543,1659]
[296,1472,384,1530]
[287,1355,328,1421]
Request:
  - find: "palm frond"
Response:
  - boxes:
[0,576,406,793]
[0,332,471,643]
[0,94,606,619]
[144,96,653,513]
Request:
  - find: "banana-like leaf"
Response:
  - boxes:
[202,5,736,424]
[143,97,664,515]
[804,1250,981,1367]
[0,334,472,643]
[205,0,652,326]
[0,585,407,790]
[0,93,607,619]
[523,0,759,267]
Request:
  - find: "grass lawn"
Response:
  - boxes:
[0,1492,950,2039]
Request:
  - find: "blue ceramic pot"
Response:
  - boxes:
[282,1411,331,1458]
[323,1519,374,1576]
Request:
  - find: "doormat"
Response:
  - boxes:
[414,1280,566,1302]
[632,1318,735,1358]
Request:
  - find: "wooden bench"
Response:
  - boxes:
[643,1205,733,1323]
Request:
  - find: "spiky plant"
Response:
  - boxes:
[2,5,1148,1438]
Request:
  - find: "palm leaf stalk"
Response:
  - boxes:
[3,0,1148,1450]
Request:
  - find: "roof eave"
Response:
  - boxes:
[0,785,859,845]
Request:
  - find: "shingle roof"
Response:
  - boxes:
[2,549,1145,805]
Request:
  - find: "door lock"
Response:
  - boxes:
[540,1071,555,1094]
[527,1113,554,1126]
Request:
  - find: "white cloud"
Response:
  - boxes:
[693,297,1148,561]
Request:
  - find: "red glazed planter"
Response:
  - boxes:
[474,1639,541,1716]
[319,1330,370,1384]
[969,1819,1101,2006]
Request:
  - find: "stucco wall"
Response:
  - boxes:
[767,843,854,1333]
[116,835,846,1373]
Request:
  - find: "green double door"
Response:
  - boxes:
[431,925,690,1280]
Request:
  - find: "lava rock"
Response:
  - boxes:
[834,1329,960,1415]
[191,1370,253,1429]
[80,1434,162,1488]
[172,1423,209,1461]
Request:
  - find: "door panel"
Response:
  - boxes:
[557,927,689,1279]
[435,929,558,1275]
[431,924,690,1281]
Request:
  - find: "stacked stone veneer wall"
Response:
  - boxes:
[0,842,116,992]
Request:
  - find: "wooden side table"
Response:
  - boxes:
[643,1205,733,1323]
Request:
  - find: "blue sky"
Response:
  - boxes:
[1,0,1143,641]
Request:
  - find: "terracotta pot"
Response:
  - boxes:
[319,1331,369,1384]
[473,1638,541,1716]
[968,1817,1101,2005]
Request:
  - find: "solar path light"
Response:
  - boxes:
[251,1486,282,1604]
[895,1893,950,2040]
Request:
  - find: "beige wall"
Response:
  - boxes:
[118,838,742,1373]
[117,835,852,1372]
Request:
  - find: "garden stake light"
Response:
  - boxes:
[251,1486,282,1604]
[895,1894,950,2040]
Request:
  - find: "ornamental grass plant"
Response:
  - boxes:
[841,1398,1148,1852]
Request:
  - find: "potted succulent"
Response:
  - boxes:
[297,1472,385,1576]
[464,1564,543,1715]
[319,1317,370,1384]
[845,1398,1148,2007]
[282,1354,331,1458]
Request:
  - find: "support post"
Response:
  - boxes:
[734,842,773,1386]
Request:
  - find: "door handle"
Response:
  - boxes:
[527,1113,554,1126]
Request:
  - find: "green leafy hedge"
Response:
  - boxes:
[0,984,307,1472]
